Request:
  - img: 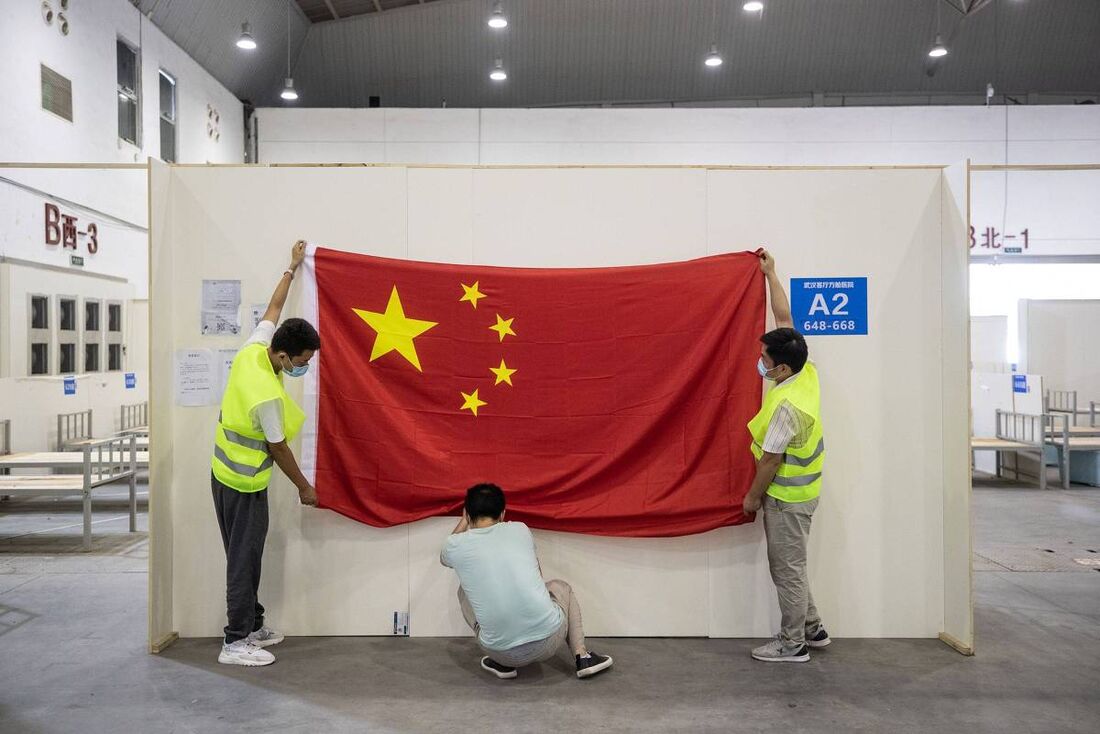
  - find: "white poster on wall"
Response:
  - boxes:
[216,348,238,397]
[201,279,241,335]
[250,303,267,329]
[174,349,217,406]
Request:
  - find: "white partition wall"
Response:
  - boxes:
[1019,299,1100,402]
[149,163,971,651]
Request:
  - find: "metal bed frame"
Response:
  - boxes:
[976,410,1071,490]
[1045,389,1079,426]
[56,408,93,451]
[119,401,148,435]
[0,435,139,550]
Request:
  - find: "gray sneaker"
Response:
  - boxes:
[751,638,810,663]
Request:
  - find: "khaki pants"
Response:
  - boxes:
[459,579,587,668]
[764,495,823,649]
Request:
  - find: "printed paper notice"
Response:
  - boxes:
[174,349,217,406]
[217,348,238,395]
[250,303,267,329]
[201,279,242,336]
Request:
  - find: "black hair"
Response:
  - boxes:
[271,317,321,357]
[760,327,808,374]
[465,483,506,522]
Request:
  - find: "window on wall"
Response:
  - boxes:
[108,344,123,372]
[85,300,100,331]
[58,296,77,375]
[60,343,76,374]
[108,303,122,333]
[84,299,102,374]
[31,344,50,376]
[106,301,123,372]
[29,295,51,375]
[159,70,177,162]
[85,343,100,373]
[117,39,140,145]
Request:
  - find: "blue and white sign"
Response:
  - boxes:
[1013,374,1029,394]
[63,376,76,396]
[125,372,137,389]
[790,277,868,335]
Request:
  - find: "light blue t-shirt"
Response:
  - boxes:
[441,521,564,651]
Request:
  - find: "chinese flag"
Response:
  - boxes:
[304,247,765,537]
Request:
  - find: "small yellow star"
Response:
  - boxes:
[490,358,517,386]
[460,388,487,417]
[489,314,516,342]
[459,281,486,309]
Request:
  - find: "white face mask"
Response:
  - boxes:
[757,357,778,381]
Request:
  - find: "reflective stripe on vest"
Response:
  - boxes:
[746,360,825,504]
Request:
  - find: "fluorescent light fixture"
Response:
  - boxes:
[704,44,723,67]
[490,59,507,81]
[928,35,948,58]
[281,77,298,101]
[488,3,508,29]
[743,1,764,11]
[237,22,257,50]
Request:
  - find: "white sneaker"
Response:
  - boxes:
[247,626,285,648]
[218,639,275,666]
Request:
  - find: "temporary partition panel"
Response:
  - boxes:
[970,315,1009,373]
[149,163,971,650]
[1018,299,1100,402]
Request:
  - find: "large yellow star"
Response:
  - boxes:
[489,314,516,342]
[490,358,517,386]
[460,388,487,416]
[459,281,486,309]
[353,286,437,372]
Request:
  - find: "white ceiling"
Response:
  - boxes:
[133,0,1100,108]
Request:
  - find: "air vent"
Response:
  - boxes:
[41,64,73,121]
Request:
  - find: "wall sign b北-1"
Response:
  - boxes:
[790,277,868,335]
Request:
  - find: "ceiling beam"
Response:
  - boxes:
[323,0,339,20]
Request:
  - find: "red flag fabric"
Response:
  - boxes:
[303,248,765,537]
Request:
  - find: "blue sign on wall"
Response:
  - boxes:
[790,277,868,335]
[1013,374,1029,394]
[63,376,76,396]
[125,372,137,389]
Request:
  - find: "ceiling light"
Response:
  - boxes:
[743,1,764,11]
[928,35,948,58]
[704,44,723,67]
[488,3,508,29]
[281,77,298,101]
[490,59,507,81]
[236,22,257,50]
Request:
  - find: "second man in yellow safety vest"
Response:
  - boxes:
[743,249,830,663]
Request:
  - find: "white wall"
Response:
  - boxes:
[1018,300,1100,403]
[0,0,244,169]
[149,163,969,647]
[970,315,1009,372]
[254,106,1100,258]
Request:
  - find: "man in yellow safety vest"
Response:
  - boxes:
[743,250,830,663]
[212,240,320,667]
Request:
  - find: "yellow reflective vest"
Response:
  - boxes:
[211,342,305,492]
[747,360,824,503]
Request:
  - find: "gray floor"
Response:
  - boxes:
[1,477,1099,734]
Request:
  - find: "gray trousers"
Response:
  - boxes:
[764,495,823,649]
[211,473,268,644]
[459,579,586,668]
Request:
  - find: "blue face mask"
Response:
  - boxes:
[281,356,310,378]
[757,357,776,381]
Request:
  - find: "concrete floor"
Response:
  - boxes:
[1,477,1099,733]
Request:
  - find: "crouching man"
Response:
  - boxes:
[441,483,613,680]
